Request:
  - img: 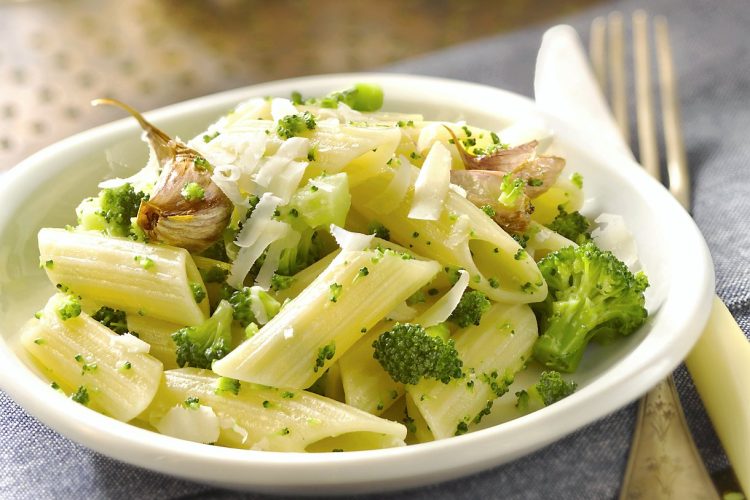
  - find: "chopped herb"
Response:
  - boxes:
[357,267,369,278]
[50,381,60,390]
[119,361,132,372]
[181,182,206,201]
[202,131,220,143]
[262,400,271,408]
[183,397,201,409]
[488,277,500,289]
[34,311,43,319]
[190,282,206,304]
[455,421,469,436]
[215,377,241,396]
[44,259,54,269]
[412,231,420,238]
[134,255,155,270]
[514,248,527,260]
[570,172,584,189]
[281,391,295,399]
[360,327,367,333]
[329,283,343,302]
[314,342,336,372]
[193,156,210,171]
[71,386,89,405]
[33,338,46,345]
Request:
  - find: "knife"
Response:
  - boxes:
[533,25,749,493]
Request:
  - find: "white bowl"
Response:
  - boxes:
[0,74,714,494]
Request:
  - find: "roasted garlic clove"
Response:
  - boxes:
[92,98,232,252]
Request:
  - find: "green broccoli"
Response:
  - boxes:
[227,285,281,327]
[294,83,384,112]
[99,183,148,237]
[531,242,649,372]
[276,111,317,139]
[546,207,592,244]
[367,221,390,241]
[372,323,463,385]
[448,290,491,327]
[270,273,295,291]
[172,299,234,369]
[497,174,526,209]
[56,295,81,321]
[91,306,128,334]
[515,371,577,412]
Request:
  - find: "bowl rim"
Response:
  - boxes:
[0,72,715,494]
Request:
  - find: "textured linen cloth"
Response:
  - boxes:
[2,0,748,498]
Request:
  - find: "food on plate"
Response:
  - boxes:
[19,83,648,452]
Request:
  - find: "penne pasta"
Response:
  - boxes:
[146,368,406,452]
[20,294,163,422]
[39,228,208,326]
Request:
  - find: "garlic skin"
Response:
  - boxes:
[93,99,233,252]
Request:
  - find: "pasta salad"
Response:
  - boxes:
[20,83,648,452]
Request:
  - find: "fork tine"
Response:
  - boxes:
[589,17,607,91]
[633,11,661,180]
[654,16,691,210]
[608,12,630,144]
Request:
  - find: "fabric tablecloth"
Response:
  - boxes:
[2,0,748,498]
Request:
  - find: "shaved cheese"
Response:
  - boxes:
[154,404,220,444]
[110,333,150,354]
[252,137,310,203]
[222,97,272,129]
[271,98,299,123]
[417,122,452,154]
[386,301,418,322]
[417,270,469,327]
[228,220,288,289]
[212,164,250,207]
[592,213,640,270]
[330,225,374,252]
[446,214,472,248]
[408,142,451,220]
[365,156,413,214]
[235,193,283,248]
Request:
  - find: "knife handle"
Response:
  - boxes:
[685,295,750,494]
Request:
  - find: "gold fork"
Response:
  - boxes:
[590,12,720,499]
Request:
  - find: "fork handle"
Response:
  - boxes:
[619,377,719,499]
[686,296,750,495]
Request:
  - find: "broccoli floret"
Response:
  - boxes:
[497,174,526,209]
[227,286,281,327]
[531,242,649,372]
[215,377,241,396]
[546,207,591,244]
[276,111,317,139]
[99,183,148,237]
[515,371,577,412]
[367,221,390,241]
[91,306,128,334]
[270,273,295,291]
[56,295,81,321]
[172,300,234,369]
[448,290,491,328]
[372,323,463,385]
[296,83,384,112]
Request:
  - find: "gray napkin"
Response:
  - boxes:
[2,0,748,498]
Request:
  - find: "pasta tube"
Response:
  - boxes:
[20,294,163,421]
[38,228,208,326]
[350,173,547,303]
[146,368,406,452]
[213,248,440,388]
[406,303,537,439]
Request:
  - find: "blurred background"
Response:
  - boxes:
[0,0,599,170]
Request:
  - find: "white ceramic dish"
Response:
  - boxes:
[0,73,714,494]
